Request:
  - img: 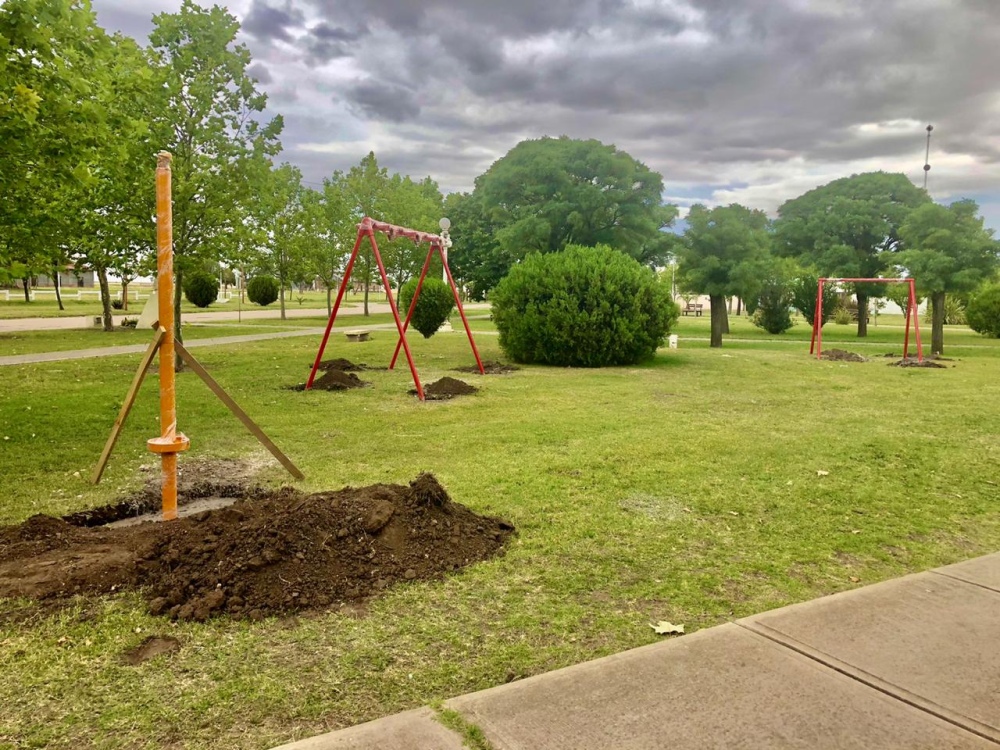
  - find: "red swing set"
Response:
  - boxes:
[810,277,923,362]
[306,217,485,400]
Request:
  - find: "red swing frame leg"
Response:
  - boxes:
[445,251,485,374]
[389,243,435,370]
[305,229,366,390]
[367,233,425,400]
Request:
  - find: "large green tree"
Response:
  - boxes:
[469,136,677,291]
[0,0,112,301]
[679,204,772,347]
[897,200,998,355]
[774,172,928,337]
[442,191,508,300]
[148,0,282,344]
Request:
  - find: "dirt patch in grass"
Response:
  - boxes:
[414,377,478,400]
[454,361,520,375]
[317,358,384,372]
[122,636,181,665]
[890,357,947,369]
[289,367,369,391]
[0,474,514,622]
[821,349,867,362]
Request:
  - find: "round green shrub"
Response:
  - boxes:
[491,244,677,367]
[247,275,279,307]
[398,277,455,338]
[751,279,794,334]
[966,285,1000,337]
[183,271,220,308]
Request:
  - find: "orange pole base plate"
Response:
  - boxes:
[146,434,191,454]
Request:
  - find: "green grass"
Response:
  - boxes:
[1,319,999,749]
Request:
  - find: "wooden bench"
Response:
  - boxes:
[346,330,371,343]
[682,303,704,317]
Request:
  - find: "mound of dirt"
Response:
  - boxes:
[455,361,520,375]
[0,474,513,621]
[306,369,368,391]
[414,377,479,400]
[317,358,370,372]
[821,349,867,362]
[890,357,947,369]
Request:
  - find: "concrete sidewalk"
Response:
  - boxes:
[274,552,1000,749]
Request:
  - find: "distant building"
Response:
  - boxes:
[14,263,95,289]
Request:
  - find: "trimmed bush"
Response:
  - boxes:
[398,277,455,338]
[183,272,220,308]
[751,278,794,334]
[491,244,677,367]
[247,275,279,307]
[966,285,1000,337]
[791,275,838,326]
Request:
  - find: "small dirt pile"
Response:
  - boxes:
[414,377,478,400]
[317,358,371,372]
[890,357,946,369]
[0,474,513,621]
[455,361,520,375]
[821,349,867,363]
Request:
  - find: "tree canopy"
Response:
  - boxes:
[773,171,929,336]
[897,199,998,354]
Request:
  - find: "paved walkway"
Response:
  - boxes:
[0,303,400,333]
[274,551,1000,749]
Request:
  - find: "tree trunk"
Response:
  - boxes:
[363,283,370,317]
[53,264,64,311]
[279,282,286,321]
[97,267,114,332]
[327,286,333,316]
[174,266,184,371]
[736,296,742,316]
[722,305,730,334]
[856,293,868,337]
[22,277,30,303]
[931,291,946,356]
[709,294,725,348]
[122,280,129,311]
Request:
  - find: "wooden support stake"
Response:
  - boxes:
[92,327,166,484]
[174,341,304,480]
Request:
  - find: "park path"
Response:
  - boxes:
[274,551,1000,749]
[0,302,399,333]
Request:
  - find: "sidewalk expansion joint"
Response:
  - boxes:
[929,569,1000,595]
[735,620,1000,745]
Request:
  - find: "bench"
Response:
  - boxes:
[682,303,704,317]
[346,330,371,343]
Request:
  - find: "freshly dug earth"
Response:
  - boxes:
[891,357,947,369]
[414,377,479,400]
[455,360,520,375]
[0,474,514,621]
[821,349,867,363]
[303,368,368,391]
[317,358,375,372]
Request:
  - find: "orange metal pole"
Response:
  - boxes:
[148,152,189,520]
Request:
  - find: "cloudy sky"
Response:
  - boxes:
[92,0,1000,230]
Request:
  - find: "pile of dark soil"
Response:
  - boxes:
[0,474,513,621]
[455,361,520,375]
[414,377,479,400]
[890,357,947,369]
[311,369,368,391]
[317,358,374,372]
[821,349,867,362]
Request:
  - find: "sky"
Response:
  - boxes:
[91,0,1000,230]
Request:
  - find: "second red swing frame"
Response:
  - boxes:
[810,277,923,362]
[306,217,485,400]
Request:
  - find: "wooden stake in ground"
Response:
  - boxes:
[92,152,303,513]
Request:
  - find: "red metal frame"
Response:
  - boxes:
[305,217,484,400]
[810,278,923,362]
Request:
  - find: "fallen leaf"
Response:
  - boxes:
[851,529,861,534]
[816,470,830,477]
[650,621,685,635]
[849,576,861,583]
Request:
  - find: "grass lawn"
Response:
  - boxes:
[0,314,404,358]
[1,317,999,748]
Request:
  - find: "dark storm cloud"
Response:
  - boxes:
[247,62,274,85]
[242,1,306,43]
[346,81,421,122]
[303,22,368,63]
